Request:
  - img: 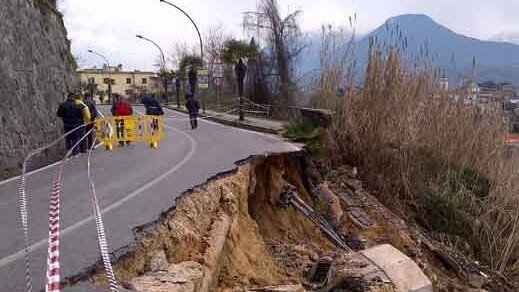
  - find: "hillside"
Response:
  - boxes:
[298,14,519,85]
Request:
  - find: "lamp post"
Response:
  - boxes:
[158,0,203,63]
[87,49,112,103]
[136,35,168,101]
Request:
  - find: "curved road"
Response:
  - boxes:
[0,107,298,291]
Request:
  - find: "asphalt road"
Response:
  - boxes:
[0,106,298,291]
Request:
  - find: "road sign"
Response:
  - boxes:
[198,69,209,89]
[213,77,223,87]
[212,53,224,78]
[213,64,224,78]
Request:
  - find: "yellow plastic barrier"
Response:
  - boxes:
[95,115,164,150]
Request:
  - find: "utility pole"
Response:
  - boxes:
[242,11,269,48]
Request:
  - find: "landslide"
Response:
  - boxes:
[66,150,517,291]
[75,153,341,291]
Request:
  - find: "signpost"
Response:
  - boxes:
[197,69,209,89]
[197,69,209,113]
[212,53,224,106]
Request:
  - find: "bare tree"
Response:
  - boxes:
[259,0,305,109]
[168,41,199,71]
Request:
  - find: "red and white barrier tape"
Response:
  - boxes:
[87,140,118,291]
[46,166,63,292]
[19,125,119,291]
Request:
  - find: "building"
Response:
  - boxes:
[77,65,161,102]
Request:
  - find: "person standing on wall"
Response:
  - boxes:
[235,58,247,97]
[185,93,200,129]
[57,92,84,158]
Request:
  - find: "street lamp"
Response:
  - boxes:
[136,35,169,101]
[158,0,203,63]
[136,35,166,70]
[87,49,112,103]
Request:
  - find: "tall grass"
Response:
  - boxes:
[318,24,519,276]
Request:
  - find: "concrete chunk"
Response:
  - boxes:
[361,244,433,292]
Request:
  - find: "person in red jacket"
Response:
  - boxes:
[111,94,133,146]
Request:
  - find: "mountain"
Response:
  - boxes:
[490,31,519,45]
[297,14,519,85]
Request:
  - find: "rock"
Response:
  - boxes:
[0,0,75,177]
[131,261,204,292]
[347,209,374,229]
[468,274,486,289]
[149,250,169,272]
[361,244,433,292]
[344,178,363,190]
[316,183,344,228]
[343,232,368,250]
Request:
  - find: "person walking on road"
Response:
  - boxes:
[111,94,133,146]
[235,58,247,97]
[57,92,84,157]
[82,92,98,150]
[185,93,200,129]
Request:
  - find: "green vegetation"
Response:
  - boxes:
[284,117,325,156]
[221,39,258,63]
[318,26,519,276]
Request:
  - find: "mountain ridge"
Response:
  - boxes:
[297,14,519,85]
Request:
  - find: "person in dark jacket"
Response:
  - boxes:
[57,92,84,157]
[185,93,200,129]
[235,58,247,96]
[188,67,197,96]
[83,92,98,150]
[142,94,164,116]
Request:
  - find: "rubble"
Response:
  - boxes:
[67,154,516,291]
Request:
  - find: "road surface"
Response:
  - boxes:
[0,107,298,291]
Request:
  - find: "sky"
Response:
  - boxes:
[61,0,519,71]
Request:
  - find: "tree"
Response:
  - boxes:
[222,39,258,64]
[259,0,305,109]
[179,55,203,72]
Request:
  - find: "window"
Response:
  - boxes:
[126,78,132,84]
[88,77,95,84]
[142,78,147,84]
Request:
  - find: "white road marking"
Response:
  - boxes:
[0,107,299,268]
[0,123,197,269]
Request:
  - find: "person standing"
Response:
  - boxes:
[142,94,164,116]
[83,92,98,149]
[111,94,133,146]
[73,93,91,153]
[188,66,198,96]
[57,92,84,157]
[185,93,200,129]
[235,59,247,97]
[175,77,181,94]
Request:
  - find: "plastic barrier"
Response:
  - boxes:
[95,115,164,150]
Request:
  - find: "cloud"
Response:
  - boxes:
[62,0,518,71]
